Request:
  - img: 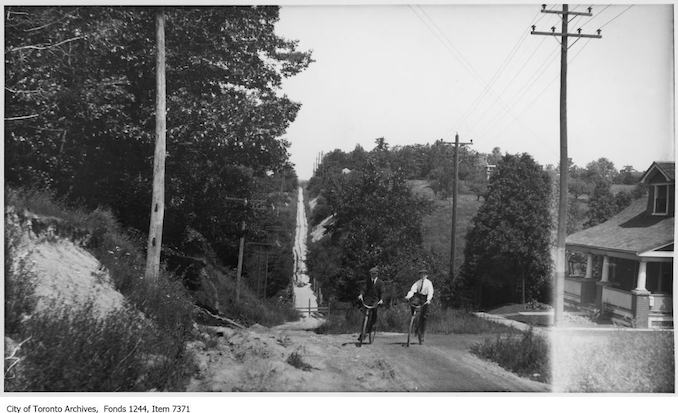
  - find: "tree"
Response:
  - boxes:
[585,181,617,228]
[453,153,552,309]
[584,157,618,184]
[308,149,433,301]
[5,6,312,297]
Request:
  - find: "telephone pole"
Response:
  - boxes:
[144,10,166,282]
[445,133,473,282]
[531,5,601,325]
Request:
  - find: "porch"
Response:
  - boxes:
[564,252,673,329]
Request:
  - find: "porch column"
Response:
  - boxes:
[635,260,648,292]
[585,254,593,278]
[601,256,610,282]
[632,260,651,328]
[596,255,610,309]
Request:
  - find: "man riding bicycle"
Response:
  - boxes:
[405,268,434,343]
[357,266,384,341]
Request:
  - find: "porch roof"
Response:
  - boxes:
[566,197,674,255]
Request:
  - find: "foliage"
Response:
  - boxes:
[584,181,632,228]
[307,141,434,301]
[471,329,550,383]
[453,153,552,309]
[5,6,310,299]
[5,301,194,391]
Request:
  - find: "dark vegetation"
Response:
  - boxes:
[5,6,310,391]
[307,138,644,313]
[471,329,550,383]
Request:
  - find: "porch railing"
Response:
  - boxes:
[602,286,632,311]
[564,277,583,300]
[650,294,673,313]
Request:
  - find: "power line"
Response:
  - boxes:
[455,8,548,127]
[473,46,560,138]
[597,5,634,30]
[464,7,565,136]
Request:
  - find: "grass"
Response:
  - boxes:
[471,329,550,383]
[315,304,517,335]
[420,194,482,274]
[554,330,674,392]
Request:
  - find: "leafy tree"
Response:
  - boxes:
[307,146,433,301]
[453,153,552,309]
[568,179,592,200]
[584,157,618,184]
[584,181,617,228]
[5,6,312,298]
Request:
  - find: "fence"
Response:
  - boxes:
[295,298,331,317]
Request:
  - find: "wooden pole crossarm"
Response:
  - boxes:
[541,9,592,17]
[531,31,602,39]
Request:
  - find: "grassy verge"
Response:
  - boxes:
[471,329,550,383]
[315,304,517,335]
[554,330,674,392]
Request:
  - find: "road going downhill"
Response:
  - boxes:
[187,186,548,392]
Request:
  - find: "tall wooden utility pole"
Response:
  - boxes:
[145,10,167,282]
[446,134,473,281]
[531,5,601,325]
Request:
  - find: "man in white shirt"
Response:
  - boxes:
[405,268,434,343]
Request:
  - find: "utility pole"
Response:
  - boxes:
[445,133,473,282]
[235,219,246,304]
[531,5,601,325]
[144,10,166,282]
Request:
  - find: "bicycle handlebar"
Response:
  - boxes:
[359,297,381,309]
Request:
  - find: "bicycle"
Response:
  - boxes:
[406,301,424,347]
[358,298,380,347]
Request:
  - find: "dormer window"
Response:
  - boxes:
[653,184,669,215]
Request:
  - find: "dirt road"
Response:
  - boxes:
[186,322,549,392]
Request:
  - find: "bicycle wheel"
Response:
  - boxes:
[406,314,416,347]
[359,312,369,347]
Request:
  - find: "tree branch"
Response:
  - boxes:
[5,114,39,121]
[8,36,84,53]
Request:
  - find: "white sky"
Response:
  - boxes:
[275,3,675,179]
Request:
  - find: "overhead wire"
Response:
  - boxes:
[453,8,543,129]
[475,4,610,141]
[597,5,634,30]
[408,4,545,141]
[483,31,597,143]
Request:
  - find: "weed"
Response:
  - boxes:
[471,328,550,383]
[286,351,313,371]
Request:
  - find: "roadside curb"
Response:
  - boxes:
[472,312,548,336]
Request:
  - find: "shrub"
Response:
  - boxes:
[471,329,550,383]
[286,351,313,371]
[6,301,175,391]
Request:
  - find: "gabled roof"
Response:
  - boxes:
[640,161,675,184]
[566,197,674,255]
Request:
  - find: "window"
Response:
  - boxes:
[653,184,668,215]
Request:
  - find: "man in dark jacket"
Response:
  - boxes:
[358,266,384,340]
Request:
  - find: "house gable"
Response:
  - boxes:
[641,162,675,217]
